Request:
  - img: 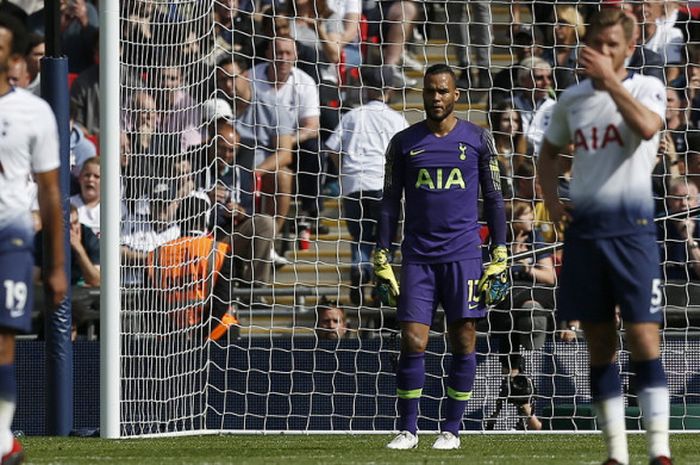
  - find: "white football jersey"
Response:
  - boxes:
[0,88,60,232]
[325,100,408,195]
[544,73,666,238]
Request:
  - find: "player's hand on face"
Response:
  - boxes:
[579,46,615,86]
[46,268,68,308]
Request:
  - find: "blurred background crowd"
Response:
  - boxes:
[2,0,699,341]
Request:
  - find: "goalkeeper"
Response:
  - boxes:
[375,64,507,450]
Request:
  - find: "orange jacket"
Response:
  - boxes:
[148,235,230,328]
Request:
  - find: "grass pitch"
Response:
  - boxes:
[21,434,699,465]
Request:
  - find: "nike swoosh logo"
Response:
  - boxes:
[409,149,426,156]
[468,303,480,310]
[650,306,662,314]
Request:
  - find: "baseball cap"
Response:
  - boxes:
[202,98,233,122]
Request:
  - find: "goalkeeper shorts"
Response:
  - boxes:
[558,233,662,324]
[398,259,486,326]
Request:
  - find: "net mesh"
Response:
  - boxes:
[118,0,700,435]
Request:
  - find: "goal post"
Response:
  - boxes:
[100,0,122,440]
[102,0,700,438]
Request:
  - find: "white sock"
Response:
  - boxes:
[0,398,15,455]
[638,386,671,459]
[594,396,629,465]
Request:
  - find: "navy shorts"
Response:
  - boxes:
[398,258,486,326]
[0,225,35,333]
[558,233,662,324]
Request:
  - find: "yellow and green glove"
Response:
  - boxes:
[477,245,510,306]
[373,248,399,306]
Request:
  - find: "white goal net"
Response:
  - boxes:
[116,0,700,436]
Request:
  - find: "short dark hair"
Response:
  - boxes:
[26,32,44,53]
[424,63,457,84]
[586,8,634,43]
[216,53,248,72]
[0,12,28,55]
[488,100,519,133]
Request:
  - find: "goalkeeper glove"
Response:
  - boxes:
[373,248,399,306]
[478,245,510,306]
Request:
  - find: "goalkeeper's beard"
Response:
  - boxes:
[426,101,455,123]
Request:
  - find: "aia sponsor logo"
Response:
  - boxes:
[574,124,623,152]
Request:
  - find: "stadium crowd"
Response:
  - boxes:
[1,0,699,344]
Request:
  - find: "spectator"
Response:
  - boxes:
[120,183,181,287]
[363,0,419,87]
[657,178,700,281]
[487,200,556,431]
[286,0,361,83]
[324,0,362,68]
[252,10,292,69]
[249,35,325,234]
[24,32,43,95]
[447,1,492,89]
[124,90,160,154]
[325,65,408,306]
[315,298,348,340]
[152,65,201,152]
[27,0,98,73]
[192,120,276,286]
[489,100,525,199]
[35,203,100,288]
[609,5,665,84]
[7,55,29,87]
[70,157,100,237]
[542,4,585,93]
[685,131,700,192]
[69,102,97,194]
[632,0,685,82]
[666,87,690,154]
[34,204,100,340]
[147,196,240,341]
[220,57,296,252]
[70,34,100,135]
[512,56,556,158]
[214,0,255,60]
[490,27,544,107]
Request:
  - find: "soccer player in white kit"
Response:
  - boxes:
[0,13,67,464]
[538,9,671,465]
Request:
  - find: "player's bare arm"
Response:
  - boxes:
[35,169,67,307]
[537,139,569,225]
[580,37,663,140]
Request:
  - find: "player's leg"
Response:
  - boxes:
[582,320,629,465]
[625,323,670,464]
[393,322,430,440]
[608,235,670,464]
[0,241,33,463]
[387,263,437,449]
[433,259,485,449]
[435,318,477,448]
[560,236,628,465]
[0,331,19,459]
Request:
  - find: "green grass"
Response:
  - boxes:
[19,434,700,465]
